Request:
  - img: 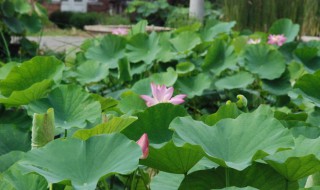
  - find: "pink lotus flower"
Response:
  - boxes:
[140,83,187,107]
[136,133,149,159]
[267,34,287,46]
[247,38,261,44]
[111,28,128,35]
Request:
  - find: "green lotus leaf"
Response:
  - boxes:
[0,124,30,156]
[170,31,201,53]
[294,70,320,107]
[0,151,25,173]
[118,90,147,114]
[0,164,47,190]
[150,172,184,190]
[215,72,255,90]
[269,18,299,42]
[91,94,118,112]
[213,187,258,190]
[0,56,64,105]
[131,68,178,95]
[264,136,320,181]
[128,20,148,36]
[179,163,298,190]
[13,0,32,14]
[2,17,24,34]
[176,62,195,75]
[126,32,163,65]
[27,85,101,129]
[201,20,236,41]
[140,141,204,174]
[19,134,141,190]
[85,35,126,69]
[294,46,320,72]
[73,115,137,140]
[122,103,188,145]
[170,109,294,170]
[74,60,109,85]
[0,178,14,190]
[261,70,292,95]
[189,157,219,174]
[203,103,242,126]
[202,39,238,75]
[0,80,54,106]
[0,62,18,80]
[175,73,212,98]
[20,13,42,34]
[0,109,31,131]
[244,44,286,80]
[118,57,132,82]
[150,67,178,86]
[0,56,63,97]
[1,0,15,17]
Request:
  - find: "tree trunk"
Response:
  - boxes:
[189,0,205,21]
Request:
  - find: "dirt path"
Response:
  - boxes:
[27,36,91,52]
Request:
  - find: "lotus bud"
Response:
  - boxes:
[32,108,55,149]
[236,95,248,108]
[136,133,149,159]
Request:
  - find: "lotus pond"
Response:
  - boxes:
[1,18,320,190]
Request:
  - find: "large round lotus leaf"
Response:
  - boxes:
[213,187,258,190]
[118,90,147,114]
[2,17,24,34]
[27,85,101,129]
[85,35,126,69]
[179,163,299,190]
[122,103,188,145]
[261,70,292,95]
[176,62,195,75]
[1,164,47,190]
[0,151,25,172]
[73,115,137,140]
[0,124,30,156]
[269,19,299,42]
[264,136,320,181]
[126,32,163,65]
[150,172,184,190]
[0,109,31,131]
[0,56,63,105]
[170,31,201,53]
[74,60,109,85]
[202,39,238,75]
[203,102,242,126]
[294,47,320,72]
[19,134,141,190]
[13,0,32,14]
[0,56,63,97]
[201,21,236,41]
[294,70,320,107]
[0,62,18,80]
[243,44,286,80]
[20,14,42,34]
[140,141,204,174]
[0,80,53,106]
[170,110,294,170]
[175,73,212,98]
[131,68,177,95]
[150,67,178,86]
[215,71,255,90]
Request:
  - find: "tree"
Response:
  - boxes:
[189,0,204,21]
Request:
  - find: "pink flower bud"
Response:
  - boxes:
[136,133,149,159]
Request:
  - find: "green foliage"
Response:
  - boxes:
[2,18,320,189]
